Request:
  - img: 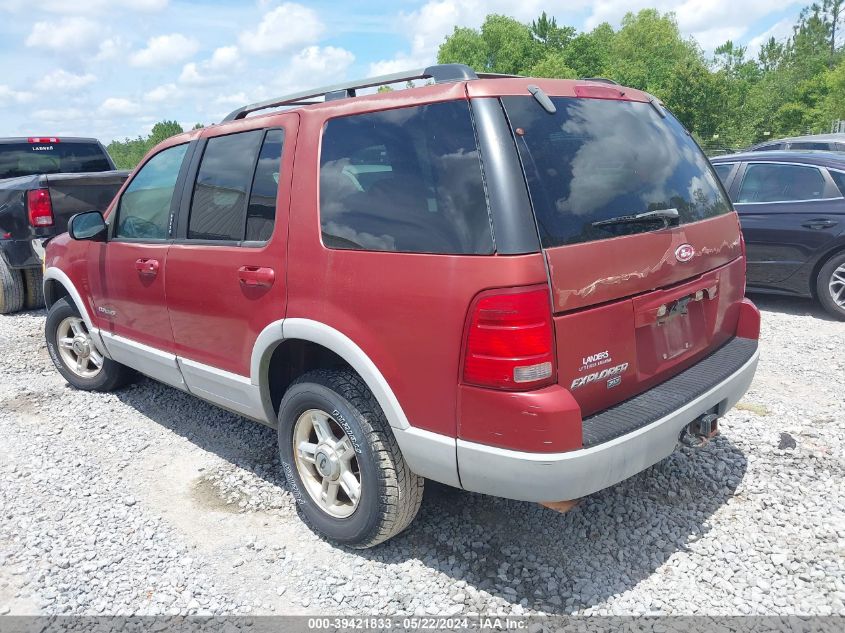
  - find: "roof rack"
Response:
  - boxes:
[579,77,619,85]
[222,63,494,122]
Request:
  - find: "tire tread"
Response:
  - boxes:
[0,258,25,315]
[288,369,424,548]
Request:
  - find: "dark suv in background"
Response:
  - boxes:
[712,150,845,319]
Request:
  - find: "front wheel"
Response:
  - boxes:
[278,369,424,548]
[817,251,845,321]
[45,297,134,391]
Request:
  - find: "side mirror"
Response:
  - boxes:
[69,211,107,241]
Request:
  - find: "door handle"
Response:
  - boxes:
[238,266,275,288]
[802,218,838,230]
[135,258,160,277]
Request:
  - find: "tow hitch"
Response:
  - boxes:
[680,413,719,448]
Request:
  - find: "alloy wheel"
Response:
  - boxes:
[829,263,845,308]
[292,408,362,518]
[56,316,104,379]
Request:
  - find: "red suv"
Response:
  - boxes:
[43,64,760,548]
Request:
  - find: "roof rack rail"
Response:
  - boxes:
[579,77,619,85]
[222,63,480,122]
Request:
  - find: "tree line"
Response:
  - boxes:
[107,1,845,167]
[107,121,203,170]
[438,1,845,151]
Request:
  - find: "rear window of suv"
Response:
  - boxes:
[319,101,493,255]
[0,142,112,179]
[502,97,731,247]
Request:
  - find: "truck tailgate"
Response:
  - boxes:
[43,171,128,233]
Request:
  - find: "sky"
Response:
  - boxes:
[0,0,807,143]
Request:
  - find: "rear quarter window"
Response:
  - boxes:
[502,96,732,247]
[319,101,493,254]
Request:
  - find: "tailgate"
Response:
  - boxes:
[43,171,129,233]
[500,92,745,415]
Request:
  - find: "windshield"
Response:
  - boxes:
[502,96,731,247]
[0,142,113,179]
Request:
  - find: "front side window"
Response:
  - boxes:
[502,96,731,247]
[188,130,263,241]
[319,101,493,254]
[115,143,188,240]
[737,163,827,203]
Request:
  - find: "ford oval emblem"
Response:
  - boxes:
[675,243,695,262]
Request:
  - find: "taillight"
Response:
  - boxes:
[27,189,54,227]
[463,286,556,391]
[28,137,60,143]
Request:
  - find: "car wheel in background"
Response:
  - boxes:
[817,251,845,320]
[23,268,45,310]
[278,369,424,548]
[45,297,134,391]
[0,257,25,315]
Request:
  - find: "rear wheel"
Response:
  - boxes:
[817,251,845,321]
[22,268,45,310]
[278,369,424,548]
[0,258,25,315]
[45,297,134,391]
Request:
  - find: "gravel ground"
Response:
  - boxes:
[0,294,843,617]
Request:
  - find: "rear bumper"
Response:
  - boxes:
[456,341,759,503]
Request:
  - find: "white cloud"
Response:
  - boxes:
[209,46,240,70]
[176,46,242,85]
[25,17,101,53]
[239,3,324,54]
[747,17,797,57]
[100,97,141,116]
[215,92,251,106]
[96,37,129,62]
[35,69,96,93]
[0,85,35,104]
[2,0,168,13]
[130,33,199,67]
[144,83,178,103]
[32,108,87,122]
[277,46,355,89]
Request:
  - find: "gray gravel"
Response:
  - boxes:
[0,294,843,616]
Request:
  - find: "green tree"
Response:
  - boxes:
[563,23,615,77]
[106,120,185,170]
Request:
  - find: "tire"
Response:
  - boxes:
[45,297,134,391]
[816,251,845,321]
[0,257,25,315]
[278,369,424,548]
[22,267,45,310]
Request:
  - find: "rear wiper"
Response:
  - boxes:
[592,208,679,229]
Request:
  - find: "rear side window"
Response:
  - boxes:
[829,169,845,196]
[502,96,731,247]
[713,163,735,185]
[753,143,784,151]
[188,130,263,241]
[737,163,827,203]
[246,129,284,242]
[115,143,188,240]
[0,142,112,179]
[789,142,830,151]
[319,101,493,254]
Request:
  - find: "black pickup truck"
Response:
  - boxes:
[0,137,128,314]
